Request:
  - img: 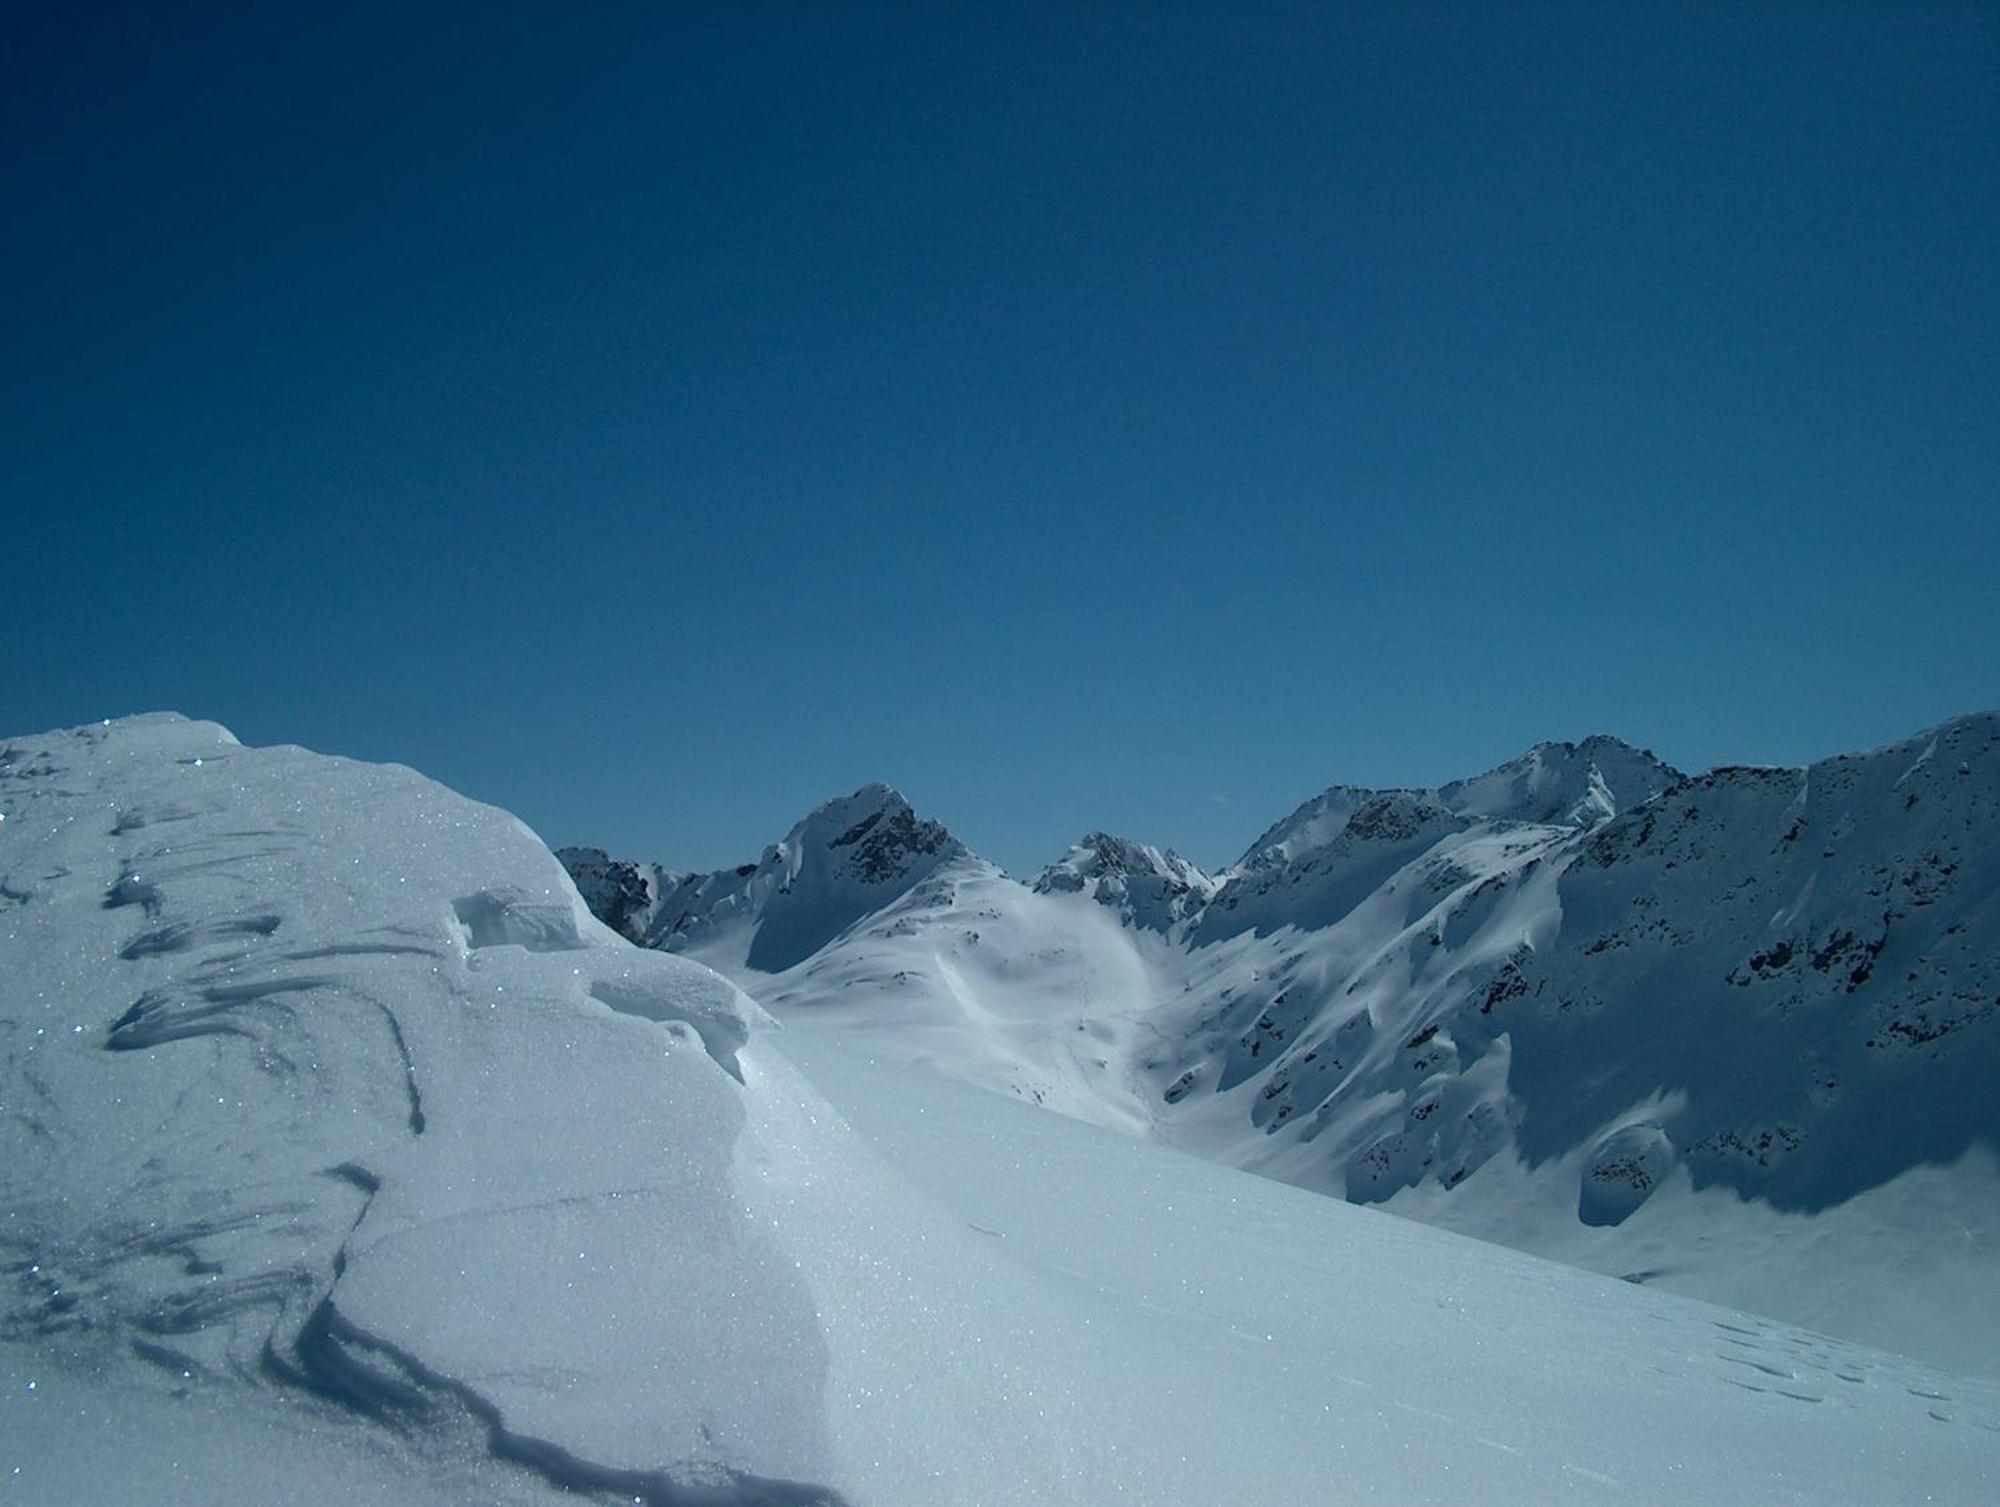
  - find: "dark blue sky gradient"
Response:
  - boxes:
[5,3,1997,875]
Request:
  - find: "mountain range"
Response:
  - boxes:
[562,714,2000,1377]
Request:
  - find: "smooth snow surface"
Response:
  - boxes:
[7,716,2000,1505]
[780,1028,2000,1506]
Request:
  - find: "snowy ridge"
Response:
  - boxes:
[1230,734,1680,874]
[568,715,2000,1378]
[8,714,2000,1502]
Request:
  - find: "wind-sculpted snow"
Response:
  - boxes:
[0,715,842,1504]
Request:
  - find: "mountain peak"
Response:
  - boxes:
[1033,831,1217,932]
[790,784,962,884]
[1436,734,1682,827]
[555,783,971,974]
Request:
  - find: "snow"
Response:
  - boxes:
[560,784,966,974]
[779,1027,2000,1505]
[8,713,2000,1504]
[570,715,2000,1382]
[1,715,837,1501]
[1031,831,1218,932]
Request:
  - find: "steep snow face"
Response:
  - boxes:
[1230,784,1402,874]
[1508,723,2000,1212]
[1031,831,1218,933]
[1195,792,1481,943]
[1199,737,1680,942]
[560,783,966,975]
[1150,713,2000,1375]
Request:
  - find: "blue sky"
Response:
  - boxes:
[5,3,1996,877]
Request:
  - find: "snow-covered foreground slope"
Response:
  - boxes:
[567,720,2000,1379]
[779,1026,2000,1506]
[9,715,2000,1504]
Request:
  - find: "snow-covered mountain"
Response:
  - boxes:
[566,718,2000,1378]
[1151,715,2000,1374]
[20,715,2000,1503]
[1031,831,1218,932]
[1230,734,1681,874]
[560,782,965,973]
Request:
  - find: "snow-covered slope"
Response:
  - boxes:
[1149,714,2000,1373]
[783,1026,2000,1506]
[8,714,2000,1504]
[567,718,2000,1378]
[751,852,1165,1134]
[569,793,1174,1132]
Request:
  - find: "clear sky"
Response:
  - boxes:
[5,3,1996,878]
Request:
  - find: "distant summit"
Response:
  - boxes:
[1236,734,1681,873]
[1436,734,1683,828]
[559,783,969,973]
[1032,831,1218,933]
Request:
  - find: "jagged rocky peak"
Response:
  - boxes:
[552,845,659,942]
[557,782,973,975]
[1034,831,1218,932]
[1037,830,1213,888]
[1338,790,1465,844]
[787,781,965,885]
